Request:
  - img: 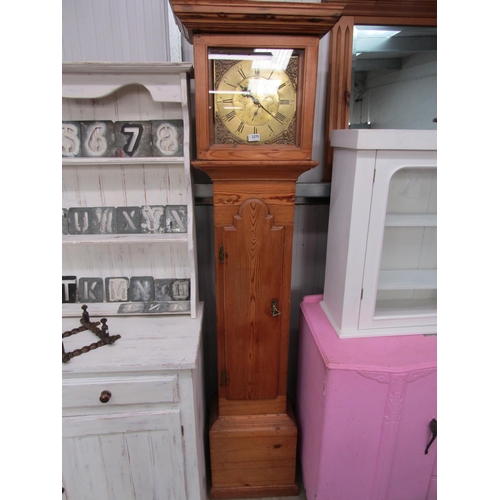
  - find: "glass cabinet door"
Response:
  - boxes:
[359,153,437,331]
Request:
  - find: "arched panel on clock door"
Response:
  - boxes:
[222,199,284,400]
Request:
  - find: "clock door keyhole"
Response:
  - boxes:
[271,299,281,317]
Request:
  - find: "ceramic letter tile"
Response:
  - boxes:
[141,205,166,233]
[78,277,104,303]
[116,206,141,234]
[114,121,152,157]
[68,208,92,234]
[167,302,190,312]
[154,279,190,301]
[62,276,78,303]
[117,303,145,314]
[81,121,116,157]
[130,276,155,302]
[151,120,184,157]
[165,205,187,233]
[143,302,171,313]
[154,279,174,301]
[62,208,68,235]
[105,277,129,302]
[171,279,190,301]
[62,121,81,157]
[91,207,117,234]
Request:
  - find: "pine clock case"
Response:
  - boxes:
[191,37,322,499]
[193,34,319,162]
[169,1,344,496]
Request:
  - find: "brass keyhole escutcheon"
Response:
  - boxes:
[271,299,281,317]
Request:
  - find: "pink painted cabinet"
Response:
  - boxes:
[296,295,437,500]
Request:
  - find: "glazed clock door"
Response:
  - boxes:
[221,199,284,400]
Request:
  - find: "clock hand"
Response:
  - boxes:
[239,85,261,105]
[254,101,279,121]
[239,85,281,123]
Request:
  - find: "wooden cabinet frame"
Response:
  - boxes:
[323,0,437,180]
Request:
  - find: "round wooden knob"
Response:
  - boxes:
[99,390,112,403]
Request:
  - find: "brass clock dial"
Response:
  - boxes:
[213,56,297,145]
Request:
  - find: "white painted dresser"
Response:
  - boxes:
[62,304,207,500]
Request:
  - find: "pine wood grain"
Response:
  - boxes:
[192,34,320,162]
[209,408,298,496]
[170,0,344,41]
[222,199,284,400]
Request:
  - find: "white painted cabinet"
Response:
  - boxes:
[62,63,206,499]
[321,130,437,337]
[62,305,207,500]
[62,62,198,318]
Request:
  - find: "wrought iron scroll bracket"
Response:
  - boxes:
[62,305,121,363]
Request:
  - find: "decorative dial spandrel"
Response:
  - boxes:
[213,51,298,145]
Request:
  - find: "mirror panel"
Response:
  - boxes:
[350,26,437,129]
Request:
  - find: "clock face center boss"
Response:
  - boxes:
[212,50,298,145]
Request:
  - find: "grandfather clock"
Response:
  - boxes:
[170,2,344,498]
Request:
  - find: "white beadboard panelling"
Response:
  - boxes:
[62,242,190,279]
[166,0,182,62]
[62,163,187,208]
[62,410,187,500]
[62,0,181,62]
[62,85,183,122]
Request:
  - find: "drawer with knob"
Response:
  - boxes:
[62,374,179,409]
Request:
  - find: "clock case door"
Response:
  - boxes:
[193,34,319,161]
[221,198,284,402]
[212,180,302,417]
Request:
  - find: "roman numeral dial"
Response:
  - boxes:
[214,58,297,144]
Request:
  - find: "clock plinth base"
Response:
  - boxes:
[209,400,298,498]
[210,484,300,499]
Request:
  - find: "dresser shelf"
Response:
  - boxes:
[63,234,188,245]
[62,63,198,318]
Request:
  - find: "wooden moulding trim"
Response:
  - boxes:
[214,205,296,228]
[354,16,437,26]
[331,0,437,20]
[210,484,299,499]
[192,160,318,181]
[195,150,314,162]
[170,0,345,41]
[210,405,297,434]
[218,395,287,416]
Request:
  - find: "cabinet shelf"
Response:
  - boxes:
[374,298,437,319]
[62,301,191,317]
[385,213,436,227]
[63,157,185,167]
[62,234,188,245]
[378,269,437,290]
